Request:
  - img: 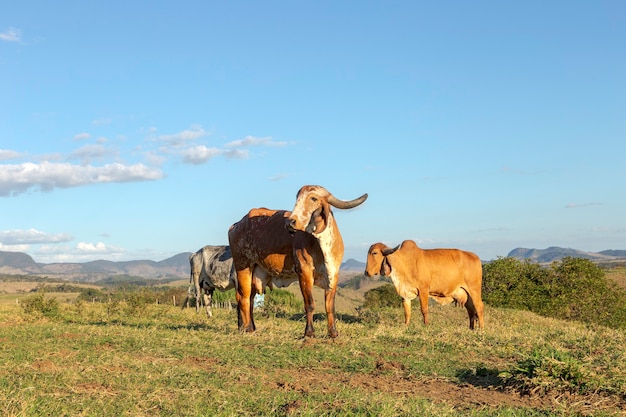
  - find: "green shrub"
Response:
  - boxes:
[263,289,303,316]
[77,287,109,303]
[483,257,626,329]
[362,284,401,309]
[20,292,60,318]
[212,288,236,304]
[125,291,153,315]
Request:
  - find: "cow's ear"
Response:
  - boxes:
[312,201,329,234]
[381,257,392,276]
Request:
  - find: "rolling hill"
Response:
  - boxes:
[0,250,367,283]
[507,246,626,263]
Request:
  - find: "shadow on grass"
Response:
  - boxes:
[63,317,220,332]
[456,366,508,390]
[286,312,362,324]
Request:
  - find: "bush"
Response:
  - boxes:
[212,288,236,304]
[77,287,109,303]
[21,292,60,318]
[263,289,303,316]
[483,257,626,329]
[362,284,401,309]
[125,291,153,315]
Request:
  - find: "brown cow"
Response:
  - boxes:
[228,185,368,338]
[364,240,484,329]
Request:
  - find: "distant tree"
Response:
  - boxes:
[77,287,109,302]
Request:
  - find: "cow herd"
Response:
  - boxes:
[189,185,484,338]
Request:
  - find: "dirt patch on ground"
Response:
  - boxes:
[268,358,625,416]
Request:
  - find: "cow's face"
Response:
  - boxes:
[286,185,331,236]
[364,243,387,277]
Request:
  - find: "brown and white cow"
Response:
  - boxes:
[228,185,368,338]
[364,240,484,329]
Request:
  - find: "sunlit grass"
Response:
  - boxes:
[0,299,625,416]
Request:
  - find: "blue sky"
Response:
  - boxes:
[1,1,625,264]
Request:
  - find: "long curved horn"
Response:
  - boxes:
[327,193,368,209]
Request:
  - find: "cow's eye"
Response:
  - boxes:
[311,197,318,202]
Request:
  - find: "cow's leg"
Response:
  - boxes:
[476,299,484,329]
[204,288,214,318]
[193,272,202,313]
[249,289,256,331]
[466,286,485,330]
[473,289,485,329]
[324,285,338,338]
[298,270,316,338]
[236,268,255,333]
[464,295,478,329]
[418,288,430,325]
[402,298,412,325]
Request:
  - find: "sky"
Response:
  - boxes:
[1,1,625,264]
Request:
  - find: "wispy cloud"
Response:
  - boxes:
[67,144,118,164]
[0,149,22,161]
[0,161,163,196]
[223,149,249,159]
[225,135,288,148]
[269,174,290,181]
[565,202,603,209]
[157,125,208,147]
[0,27,21,42]
[181,146,221,165]
[74,132,91,141]
[0,228,73,245]
[92,117,112,126]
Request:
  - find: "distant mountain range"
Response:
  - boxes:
[0,251,192,282]
[507,247,626,263]
[2,247,623,282]
[0,250,368,283]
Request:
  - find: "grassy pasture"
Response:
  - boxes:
[606,266,626,289]
[0,281,103,305]
[1,294,625,416]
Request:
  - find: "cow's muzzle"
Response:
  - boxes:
[286,219,297,236]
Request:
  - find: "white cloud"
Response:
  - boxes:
[0,161,164,196]
[0,228,73,245]
[76,241,115,253]
[157,125,208,147]
[0,27,21,42]
[0,149,22,161]
[0,243,30,252]
[74,132,91,141]
[223,149,249,159]
[67,144,118,164]
[34,242,125,263]
[181,146,221,165]
[225,135,288,148]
